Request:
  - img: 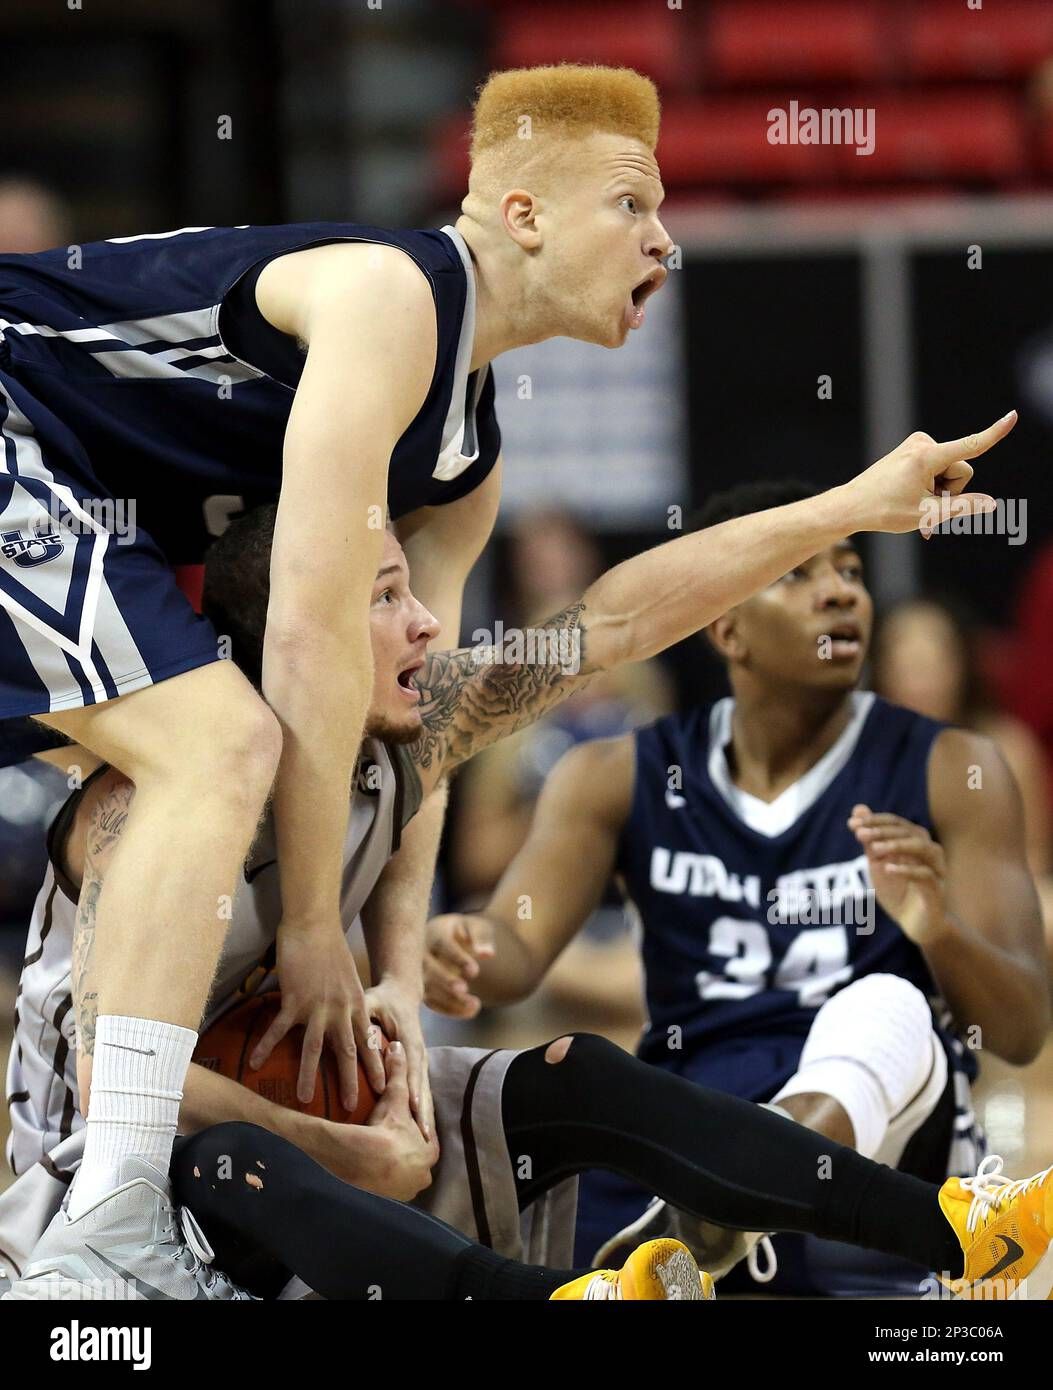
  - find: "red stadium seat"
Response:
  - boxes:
[826,91,1027,182]
[432,88,1032,200]
[1036,115,1053,176]
[773,182,962,206]
[492,3,689,89]
[174,564,205,614]
[707,2,889,85]
[904,1,1053,81]
[658,97,832,185]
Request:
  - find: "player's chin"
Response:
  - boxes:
[370,702,424,745]
[576,306,628,349]
[607,310,634,348]
[813,654,865,687]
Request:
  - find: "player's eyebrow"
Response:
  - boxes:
[607,173,666,209]
[374,563,404,583]
[602,154,665,199]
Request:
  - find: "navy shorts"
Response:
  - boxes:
[0,368,220,767]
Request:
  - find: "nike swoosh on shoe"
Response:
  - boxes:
[85,1246,209,1301]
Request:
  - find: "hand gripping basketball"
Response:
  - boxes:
[195,992,387,1123]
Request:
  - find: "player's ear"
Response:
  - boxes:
[499,189,543,250]
[707,612,743,663]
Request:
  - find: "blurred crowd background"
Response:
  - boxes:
[3,0,1053,1183]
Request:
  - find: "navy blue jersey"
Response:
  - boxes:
[0,222,501,763]
[0,222,500,556]
[617,692,976,1080]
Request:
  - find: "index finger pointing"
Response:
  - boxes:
[930,411,1016,469]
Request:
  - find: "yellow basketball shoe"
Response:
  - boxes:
[938,1155,1053,1299]
[550,1239,715,1301]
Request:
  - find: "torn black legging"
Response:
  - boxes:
[500,1034,962,1277]
[170,1122,580,1300]
[170,1034,964,1298]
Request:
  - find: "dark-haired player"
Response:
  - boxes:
[425,479,1051,1294]
[8,453,1053,1300]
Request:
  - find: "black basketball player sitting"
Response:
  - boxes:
[425,481,1050,1292]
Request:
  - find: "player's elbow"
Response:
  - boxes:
[1015,1011,1052,1067]
[579,603,639,672]
[999,1030,1045,1068]
[996,979,1051,1065]
[476,970,535,1008]
[477,940,547,1007]
[264,608,370,678]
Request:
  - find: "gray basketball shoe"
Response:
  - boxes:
[3,1157,254,1301]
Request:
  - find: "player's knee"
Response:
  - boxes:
[154,686,281,806]
[827,973,931,1039]
[799,975,935,1089]
[544,1036,574,1064]
[775,974,940,1158]
[102,662,281,801]
[180,1120,270,1174]
[541,1031,615,1071]
[222,695,282,794]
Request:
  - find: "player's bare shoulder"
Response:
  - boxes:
[255,240,436,348]
[545,732,636,830]
[927,724,1023,834]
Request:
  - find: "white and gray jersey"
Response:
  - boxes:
[1,742,578,1290]
[4,736,422,1183]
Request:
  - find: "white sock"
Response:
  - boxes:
[69,1014,196,1219]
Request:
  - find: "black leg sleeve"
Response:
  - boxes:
[501,1035,963,1277]
[171,1122,578,1300]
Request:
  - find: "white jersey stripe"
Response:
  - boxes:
[0,388,111,701]
[0,308,262,386]
[432,226,479,483]
[95,307,218,346]
[88,578,150,696]
[85,347,259,386]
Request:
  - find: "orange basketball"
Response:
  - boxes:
[193,992,384,1123]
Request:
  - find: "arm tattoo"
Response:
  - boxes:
[409,599,596,775]
[72,780,134,1057]
[72,876,100,1057]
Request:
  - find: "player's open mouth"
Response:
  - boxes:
[396,659,424,702]
[627,266,667,330]
[821,622,863,660]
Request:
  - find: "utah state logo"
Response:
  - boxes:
[1,525,65,568]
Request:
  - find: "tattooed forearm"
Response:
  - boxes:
[410,600,596,775]
[71,778,135,1057]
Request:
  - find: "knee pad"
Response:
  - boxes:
[773,974,941,1160]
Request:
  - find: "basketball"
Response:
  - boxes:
[193,992,384,1124]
